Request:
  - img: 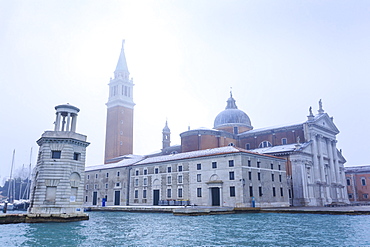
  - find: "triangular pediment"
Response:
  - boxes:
[309,113,339,135]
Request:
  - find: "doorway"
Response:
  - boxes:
[153,190,160,205]
[211,187,220,206]
[92,191,97,205]
[114,191,120,205]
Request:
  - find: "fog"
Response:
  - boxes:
[1,1,370,184]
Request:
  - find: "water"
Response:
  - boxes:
[1,211,370,246]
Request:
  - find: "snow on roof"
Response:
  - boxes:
[135,146,283,166]
[344,165,370,173]
[239,121,304,135]
[85,155,145,172]
[251,143,307,154]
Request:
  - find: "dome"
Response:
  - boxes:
[214,94,252,129]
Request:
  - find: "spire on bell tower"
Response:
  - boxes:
[162,120,171,150]
[114,40,129,79]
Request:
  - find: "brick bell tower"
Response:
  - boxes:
[104,40,135,163]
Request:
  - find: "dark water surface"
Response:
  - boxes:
[1,211,369,246]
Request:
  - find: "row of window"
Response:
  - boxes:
[51,150,80,161]
[86,182,121,190]
[244,138,288,150]
[348,193,369,199]
[346,177,368,186]
[87,171,121,180]
[111,85,131,97]
[248,172,283,182]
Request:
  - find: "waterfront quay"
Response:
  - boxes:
[86,205,370,216]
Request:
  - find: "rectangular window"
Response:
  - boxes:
[167,176,172,185]
[87,175,90,180]
[364,194,368,199]
[134,190,138,198]
[167,166,172,173]
[52,150,61,159]
[259,186,263,197]
[178,175,183,184]
[95,174,98,179]
[361,177,366,186]
[143,178,148,186]
[212,162,217,168]
[249,186,253,197]
[197,164,201,170]
[116,182,120,187]
[258,172,261,181]
[178,188,183,198]
[155,168,159,174]
[279,174,282,183]
[144,169,147,175]
[229,160,234,167]
[229,171,235,180]
[257,161,260,168]
[135,179,138,186]
[282,138,287,145]
[143,189,147,198]
[348,193,353,199]
[272,174,275,182]
[197,174,202,182]
[105,183,108,189]
[178,165,183,172]
[271,163,274,169]
[246,143,250,150]
[106,172,109,178]
[135,170,139,176]
[278,164,281,170]
[85,196,88,202]
[167,188,172,198]
[248,171,252,180]
[94,184,98,189]
[230,186,235,197]
[273,187,276,197]
[346,178,351,186]
[86,184,89,190]
[117,171,120,177]
[197,188,202,197]
[248,160,251,167]
[73,152,80,161]
[280,187,284,197]
[233,126,238,134]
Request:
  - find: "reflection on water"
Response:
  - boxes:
[1,211,370,246]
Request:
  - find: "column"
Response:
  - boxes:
[66,112,71,131]
[332,140,342,200]
[54,112,61,131]
[61,115,66,131]
[326,138,336,184]
[71,114,77,132]
[311,135,320,183]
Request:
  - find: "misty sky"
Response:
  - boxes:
[1,1,370,184]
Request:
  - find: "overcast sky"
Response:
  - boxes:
[1,1,370,184]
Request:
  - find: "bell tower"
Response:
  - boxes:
[162,120,171,150]
[104,40,135,163]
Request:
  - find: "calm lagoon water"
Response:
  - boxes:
[1,211,370,246]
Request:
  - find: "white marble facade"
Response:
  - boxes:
[28,104,89,215]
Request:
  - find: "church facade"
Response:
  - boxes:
[84,41,349,208]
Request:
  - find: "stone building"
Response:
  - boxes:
[28,104,90,215]
[85,146,289,208]
[345,165,370,202]
[84,41,349,208]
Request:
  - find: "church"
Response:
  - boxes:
[84,41,349,208]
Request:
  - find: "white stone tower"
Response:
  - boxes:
[28,104,90,215]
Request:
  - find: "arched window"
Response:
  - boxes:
[259,141,272,148]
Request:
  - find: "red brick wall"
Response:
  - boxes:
[104,105,133,163]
